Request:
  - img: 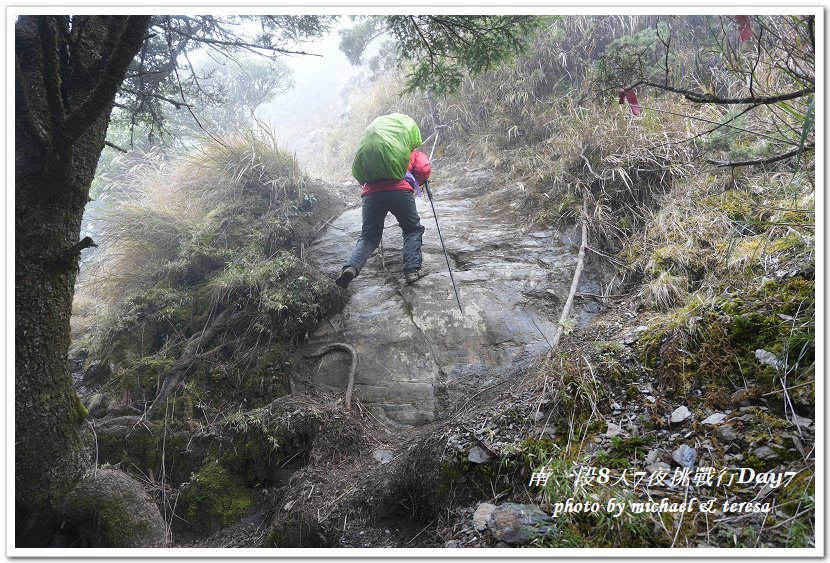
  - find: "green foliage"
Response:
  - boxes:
[338,16,384,65]
[182,461,256,533]
[342,15,544,95]
[590,341,632,382]
[596,22,669,88]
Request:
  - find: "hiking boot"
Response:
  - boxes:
[404,269,421,285]
[335,267,357,289]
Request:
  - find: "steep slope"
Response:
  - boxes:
[301,160,604,426]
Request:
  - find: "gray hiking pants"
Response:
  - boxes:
[344,190,425,275]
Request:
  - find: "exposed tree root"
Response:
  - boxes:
[305,343,357,411]
[148,308,231,417]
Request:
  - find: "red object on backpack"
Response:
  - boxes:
[362,150,432,196]
[618,88,642,116]
[736,16,753,41]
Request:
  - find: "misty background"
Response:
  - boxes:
[255,20,379,172]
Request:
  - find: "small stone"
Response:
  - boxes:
[644,450,659,464]
[605,422,623,437]
[488,503,555,545]
[372,449,394,464]
[716,426,739,443]
[672,444,697,468]
[468,445,493,464]
[646,461,670,473]
[753,445,778,462]
[445,540,461,548]
[472,502,496,531]
[791,413,813,428]
[645,395,656,404]
[790,435,805,456]
[755,349,783,371]
[670,406,692,424]
[701,413,727,425]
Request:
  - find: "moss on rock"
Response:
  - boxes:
[62,468,167,547]
[181,461,256,535]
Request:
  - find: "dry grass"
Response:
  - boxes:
[79,129,326,312]
[72,128,345,417]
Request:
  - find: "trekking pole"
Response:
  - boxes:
[424,179,463,314]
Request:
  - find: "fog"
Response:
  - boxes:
[256,19,377,171]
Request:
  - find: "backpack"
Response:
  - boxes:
[352,113,422,184]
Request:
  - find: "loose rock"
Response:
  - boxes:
[468,445,494,464]
[670,406,692,424]
[701,413,727,425]
[473,503,496,531]
[605,422,623,437]
[716,426,739,443]
[753,445,778,462]
[672,444,697,468]
[487,503,556,546]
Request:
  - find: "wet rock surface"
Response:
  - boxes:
[304,166,590,425]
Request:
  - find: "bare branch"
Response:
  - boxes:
[409,16,436,70]
[624,80,814,105]
[640,104,795,146]
[104,140,128,153]
[661,104,759,147]
[706,144,814,168]
[120,87,193,109]
[163,17,227,148]
[165,26,322,57]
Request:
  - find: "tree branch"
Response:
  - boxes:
[105,140,128,153]
[120,87,193,109]
[408,16,436,70]
[63,15,151,140]
[165,26,322,57]
[624,80,814,105]
[37,16,67,126]
[706,144,814,168]
[662,104,759,147]
[552,202,588,349]
[305,343,357,411]
[15,57,51,150]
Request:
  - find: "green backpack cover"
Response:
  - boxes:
[352,113,422,184]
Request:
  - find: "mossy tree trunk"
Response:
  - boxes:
[15,15,151,545]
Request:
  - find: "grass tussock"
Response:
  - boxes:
[73,129,345,419]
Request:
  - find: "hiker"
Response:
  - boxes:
[335,113,431,288]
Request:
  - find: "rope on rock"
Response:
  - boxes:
[305,342,357,411]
